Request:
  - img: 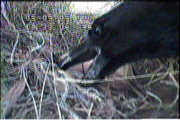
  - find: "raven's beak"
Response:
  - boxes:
[57,38,97,70]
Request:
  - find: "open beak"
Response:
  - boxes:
[56,36,110,80]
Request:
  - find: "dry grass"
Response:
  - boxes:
[1,1,179,119]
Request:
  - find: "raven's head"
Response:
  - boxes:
[55,2,179,79]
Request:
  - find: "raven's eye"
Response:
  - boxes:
[92,26,102,38]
